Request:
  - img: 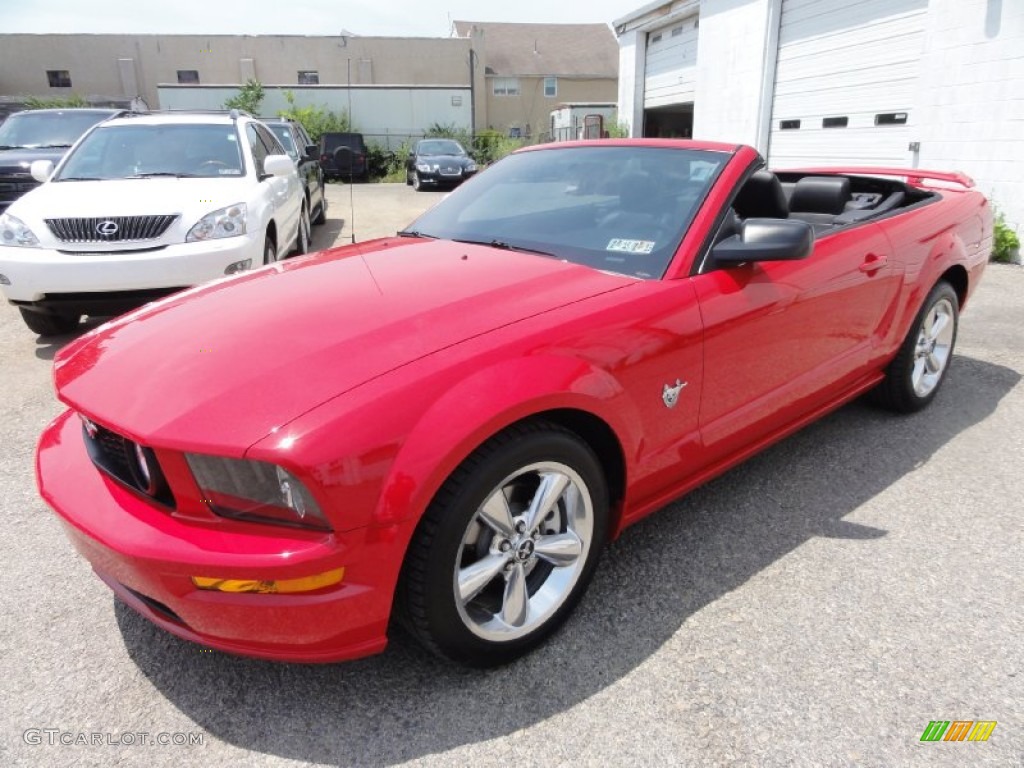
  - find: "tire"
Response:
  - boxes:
[312,189,327,225]
[406,169,414,186]
[872,280,959,413]
[412,172,423,192]
[290,204,311,257]
[263,235,277,265]
[19,307,79,336]
[398,421,609,667]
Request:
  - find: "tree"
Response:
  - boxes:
[223,80,265,115]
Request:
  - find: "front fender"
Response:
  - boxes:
[376,354,642,530]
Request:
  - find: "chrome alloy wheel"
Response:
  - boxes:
[912,297,955,397]
[453,461,594,642]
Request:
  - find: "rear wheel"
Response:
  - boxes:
[406,168,414,186]
[291,204,311,256]
[312,189,327,225]
[872,280,959,413]
[398,422,608,667]
[19,307,79,336]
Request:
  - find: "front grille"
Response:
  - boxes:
[440,167,461,176]
[45,214,178,243]
[82,420,175,507]
[0,179,38,202]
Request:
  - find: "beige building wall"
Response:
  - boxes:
[0,34,472,109]
[484,76,617,139]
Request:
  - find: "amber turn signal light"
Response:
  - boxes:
[191,567,345,594]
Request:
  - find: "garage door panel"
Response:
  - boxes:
[643,16,699,110]
[769,0,926,168]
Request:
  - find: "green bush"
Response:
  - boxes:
[605,120,630,139]
[223,80,264,115]
[471,129,525,165]
[992,212,1021,263]
[277,91,351,143]
[22,95,89,109]
[367,141,410,182]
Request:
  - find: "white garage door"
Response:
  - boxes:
[768,0,928,168]
[644,15,699,109]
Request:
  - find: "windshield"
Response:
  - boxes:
[405,146,728,279]
[56,123,245,180]
[418,140,465,156]
[0,111,113,149]
[268,124,298,160]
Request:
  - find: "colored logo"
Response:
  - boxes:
[920,720,997,742]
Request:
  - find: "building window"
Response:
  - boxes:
[451,95,462,106]
[297,71,319,85]
[492,77,520,96]
[780,119,801,130]
[544,77,557,98]
[671,26,683,37]
[823,116,849,128]
[651,33,662,43]
[46,70,72,88]
[875,112,908,126]
[177,70,200,84]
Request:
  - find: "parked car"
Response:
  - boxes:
[262,117,327,226]
[406,138,478,190]
[0,108,124,214]
[319,132,368,181]
[36,140,990,667]
[0,110,307,335]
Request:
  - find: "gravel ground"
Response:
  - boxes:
[0,187,1020,767]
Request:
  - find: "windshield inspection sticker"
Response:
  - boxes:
[607,238,655,255]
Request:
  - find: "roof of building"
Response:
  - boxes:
[453,21,617,78]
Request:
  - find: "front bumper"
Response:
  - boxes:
[0,235,261,305]
[416,169,476,185]
[37,409,405,663]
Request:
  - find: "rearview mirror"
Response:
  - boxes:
[304,144,318,159]
[711,219,814,265]
[263,154,294,178]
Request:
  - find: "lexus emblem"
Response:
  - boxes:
[96,220,119,236]
[662,379,688,409]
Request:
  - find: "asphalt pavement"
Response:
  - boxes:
[1,185,1021,767]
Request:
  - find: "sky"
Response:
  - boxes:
[0,0,646,37]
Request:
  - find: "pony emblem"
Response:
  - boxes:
[662,379,687,408]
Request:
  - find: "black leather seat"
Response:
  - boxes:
[788,176,851,227]
[733,170,789,220]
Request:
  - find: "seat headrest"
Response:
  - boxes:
[790,176,851,215]
[733,170,789,219]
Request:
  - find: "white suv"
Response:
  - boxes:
[0,110,309,335]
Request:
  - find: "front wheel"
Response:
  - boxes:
[412,172,424,192]
[263,235,277,265]
[398,422,608,667]
[19,307,79,336]
[872,280,959,413]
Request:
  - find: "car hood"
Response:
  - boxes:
[54,238,634,453]
[0,147,66,177]
[15,177,252,220]
[419,154,470,164]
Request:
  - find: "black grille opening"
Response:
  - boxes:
[82,421,175,508]
[121,585,186,625]
[45,214,179,243]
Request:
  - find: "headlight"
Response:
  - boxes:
[416,163,433,173]
[0,213,40,247]
[465,162,477,172]
[186,203,247,242]
[185,453,331,531]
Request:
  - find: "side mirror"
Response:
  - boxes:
[31,160,55,183]
[304,144,318,160]
[263,154,294,178]
[711,218,814,265]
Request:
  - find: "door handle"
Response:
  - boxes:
[859,253,888,273]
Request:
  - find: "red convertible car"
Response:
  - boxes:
[37,140,991,667]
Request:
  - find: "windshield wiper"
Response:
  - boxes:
[57,176,102,182]
[453,237,556,258]
[126,172,201,179]
[0,145,25,150]
[33,144,73,149]
[397,229,438,239]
